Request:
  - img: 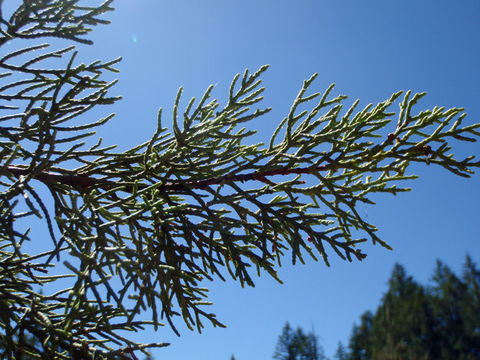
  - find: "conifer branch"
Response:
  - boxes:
[5,161,338,193]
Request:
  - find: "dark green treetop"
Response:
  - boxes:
[1,1,479,358]
[343,256,480,360]
[334,342,348,360]
[273,322,327,360]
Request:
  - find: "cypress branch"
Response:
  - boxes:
[1,1,479,359]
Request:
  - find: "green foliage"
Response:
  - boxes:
[0,0,479,359]
[334,342,348,360]
[343,256,480,360]
[348,311,374,360]
[273,322,327,360]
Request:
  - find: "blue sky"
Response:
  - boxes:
[6,1,480,359]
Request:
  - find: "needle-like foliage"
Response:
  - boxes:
[1,1,479,359]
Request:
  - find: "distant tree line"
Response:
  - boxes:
[270,255,480,360]
[335,255,480,360]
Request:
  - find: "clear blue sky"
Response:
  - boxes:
[10,1,480,359]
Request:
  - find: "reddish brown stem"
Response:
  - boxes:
[5,163,330,194]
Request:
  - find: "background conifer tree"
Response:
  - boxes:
[342,256,480,360]
[347,311,373,360]
[334,342,348,360]
[273,322,327,360]
[333,341,349,360]
[1,1,479,359]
